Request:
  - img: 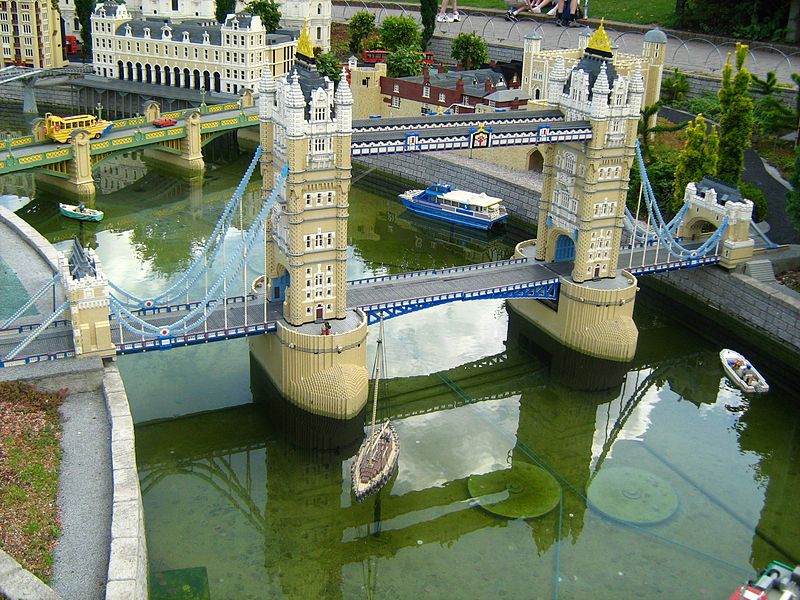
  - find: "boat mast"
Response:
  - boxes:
[367,316,384,453]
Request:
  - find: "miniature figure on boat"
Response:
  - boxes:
[398,184,508,231]
[720,349,769,393]
[59,202,104,222]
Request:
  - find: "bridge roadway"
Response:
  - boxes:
[0,242,721,366]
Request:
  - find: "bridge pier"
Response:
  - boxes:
[22,79,38,115]
[248,310,369,421]
[511,243,639,362]
[62,130,97,199]
[143,110,206,174]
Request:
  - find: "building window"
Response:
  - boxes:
[391,96,400,108]
[422,84,430,98]
[392,83,399,93]
[438,92,446,102]
[362,77,369,86]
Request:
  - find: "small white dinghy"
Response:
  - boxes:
[720,349,769,393]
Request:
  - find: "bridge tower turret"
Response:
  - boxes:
[250,23,368,426]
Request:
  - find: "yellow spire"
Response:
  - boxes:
[587,19,612,54]
[297,18,314,58]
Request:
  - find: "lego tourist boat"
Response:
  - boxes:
[728,561,800,599]
[398,184,508,231]
[720,348,769,393]
[58,203,104,222]
[351,317,399,502]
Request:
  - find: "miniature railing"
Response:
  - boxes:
[347,257,529,286]
[627,255,720,275]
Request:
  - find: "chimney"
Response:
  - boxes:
[484,77,494,94]
[438,64,446,74]
[511,73,519,89]
[422,64,430,83]
[455,77,464,95]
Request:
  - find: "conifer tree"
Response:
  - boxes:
[420,0,437,48]
[672,114,718,211]
[787,144,800,229]
[717,43,755,185]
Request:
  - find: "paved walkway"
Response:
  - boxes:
[333,3,800,84]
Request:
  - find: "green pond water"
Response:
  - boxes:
[5,141,800,600]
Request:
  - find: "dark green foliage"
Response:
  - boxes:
[215,0,236,23]
[75,0,95,51]
[787,144,800,229]
[246,0,281,33]
[379,15,421,52]
[316,52,341,84]
[677,92,722,122]
[738,181,768,222]
[450,33,488,70]
[660,69,689,104]
[348,11,375,56]
[627,149,678,217]
[420,0,437,48]
[637,101,687,163]
[675,0,790,42]
[717,44,755,186]
[672,115,718,211]
[386,46,424,78]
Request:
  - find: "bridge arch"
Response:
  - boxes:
[543,228,575,262]
[678,215,723,241]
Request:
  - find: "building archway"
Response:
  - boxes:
[117,61,124,80]
[183,68,191,89]
[135,63,142,82]
[213,72,221,93]
[164,67,171,86]
[193,69,200,89]
[126,62,133,80]
[527,149,544,172]
[145,64,152,84]
[173,67,181,87]
[203,71,211,92]
[554,234,575,262]
[154,65,161,84]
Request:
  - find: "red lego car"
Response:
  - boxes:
[152,117,177,128]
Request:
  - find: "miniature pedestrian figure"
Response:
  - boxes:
[78,201,86,213]
[436,0,460,22]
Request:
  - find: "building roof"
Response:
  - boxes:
[484,88,529,102]
[109,12,296,47]
[698,177,743,203]
[644,27,668,43]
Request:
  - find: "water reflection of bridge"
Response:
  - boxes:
[135,313,784,599]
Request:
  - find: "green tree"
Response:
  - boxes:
[739,181,768,222]
[787,144,800,228]
[660,68,689,104]
[348,10,375,56]
[672,114,719,211]
[717,43,755,185]
[379,15,420,52]
[636,101,686,163]
[316,52,341,84]
[216,0,236,23]
[386,46,423,78]
[627,148,677,216]
[450,32,488,70]
[75,0,95,53]
[246,0,281,32]
[420,0,437,48]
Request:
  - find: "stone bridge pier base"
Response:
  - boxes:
[145,110,205,173]
[248,309,370,421]
[508,267,639,363]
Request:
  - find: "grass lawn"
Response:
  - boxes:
[453,0,674,25]
[0,381,66,582]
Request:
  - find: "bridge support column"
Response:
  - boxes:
[511,245,639,362]
[58,251,116,359]
[248,310,369,420]
[22,80,38,115]
[63,131,96,199]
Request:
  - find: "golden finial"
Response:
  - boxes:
[587,18,612,54]
[297,18,315,59]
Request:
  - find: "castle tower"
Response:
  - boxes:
[250,23,368,423]
[641,28,667,114]
[280,0,332,52]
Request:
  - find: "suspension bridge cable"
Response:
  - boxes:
[108,146,264,308]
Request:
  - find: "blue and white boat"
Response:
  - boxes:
[398,184,508,231]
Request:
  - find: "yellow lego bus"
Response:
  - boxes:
[44,113,113,143]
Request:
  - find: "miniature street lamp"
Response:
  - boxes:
[135,112,142,132]
[200,84,207,111]
[96,101,104,121]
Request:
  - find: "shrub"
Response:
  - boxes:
[739,181,768,222]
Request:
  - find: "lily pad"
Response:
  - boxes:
[587,466,678,525]
[468,462,561,519]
